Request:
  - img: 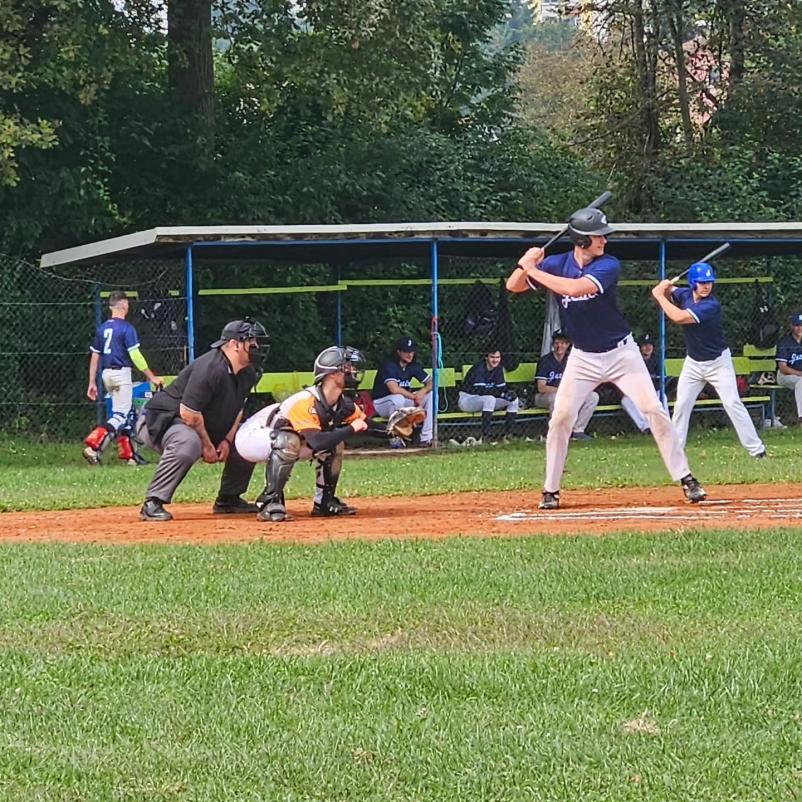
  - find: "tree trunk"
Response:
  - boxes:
[167,0,214,129]
[667,0,694,145]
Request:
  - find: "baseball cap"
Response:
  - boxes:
[395,336,417,352]
[552,329,570,341]
[792,313,802,326]
[637,333,654,346]
[210,318,268,348]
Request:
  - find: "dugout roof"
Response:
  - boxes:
[39,222,802,268]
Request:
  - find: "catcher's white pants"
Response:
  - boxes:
[235,403,314,464]
[545,337,691,492]
[373,392,433,443]
[672,349,764,456]
[458,392,519,415]
[777,372,802,418]
[534,390,598,433]
[102,367,132,431]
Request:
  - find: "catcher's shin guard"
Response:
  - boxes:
[313,442,356,516]
[83,425,112,465]
[256,429,301,522]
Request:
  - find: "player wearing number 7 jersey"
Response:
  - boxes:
[506,206,706,509]
[82,290,162,465]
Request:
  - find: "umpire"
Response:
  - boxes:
[136,318,269,522]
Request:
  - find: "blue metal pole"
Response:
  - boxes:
[93,282,104,425]
[336,263,342,346]
[658,240,667,407]
[431,239,439,447]
[186,245,195,362]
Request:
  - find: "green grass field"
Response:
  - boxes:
[1,431,801,800]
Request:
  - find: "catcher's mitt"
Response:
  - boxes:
[386,406,426,441]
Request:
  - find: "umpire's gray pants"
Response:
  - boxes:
[137,417,255,504]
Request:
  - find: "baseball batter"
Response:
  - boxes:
[506,206,706,509]
[83,290,161,465]
[775,312,802,422]
[652,263,766,458]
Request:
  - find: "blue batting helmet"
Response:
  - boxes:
[688,262,716,289]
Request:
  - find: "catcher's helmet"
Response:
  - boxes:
[314,345,365,388]
[567,207,614,247]
[688,262,716,290]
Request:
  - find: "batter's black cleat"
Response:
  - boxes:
[213,496,259,514]
[681,474,707,503]
[312,497,358,516]
[539,491,560,510]
[140,498,173,522]
[754,450,767,459]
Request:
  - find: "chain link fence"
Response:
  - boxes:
[2,246,798,443]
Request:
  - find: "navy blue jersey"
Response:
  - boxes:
[535,352,567,388]
[776,334,802,370]
[461,361,507,395]
[644,352,659,381]
[90,318,140,370]
[528,252,630,352]
[372,358,430,400]
[671,288,728,361]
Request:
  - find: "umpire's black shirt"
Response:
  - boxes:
[146,349,256,445]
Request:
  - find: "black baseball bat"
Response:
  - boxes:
[670,242,731,285]
[541,190,613,253]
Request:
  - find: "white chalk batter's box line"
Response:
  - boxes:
[496,498,802,523]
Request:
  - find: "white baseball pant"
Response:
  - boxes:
[672,349,764,456]
[545,337,691,493]
[457,392,520,415]
[373,391,433,443]
[102,367,133,431]
[235,403,314,464]
[534,390,598,433]
[776,372,802,418]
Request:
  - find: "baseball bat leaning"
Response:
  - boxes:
[670,242,731,285]
[541,190,613,254]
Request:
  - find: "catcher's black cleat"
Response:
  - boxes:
[257,500,292,523]
[681,474,707,503]
[312,497,357,517]
[213,496,259,514]
[140,498,173,522]
[539,491,560,510]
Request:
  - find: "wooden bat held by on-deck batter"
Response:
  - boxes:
[541,190,613,254]
[670,242,731,285]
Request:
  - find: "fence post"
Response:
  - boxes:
[185,245,195,362]
[431,238,440,447]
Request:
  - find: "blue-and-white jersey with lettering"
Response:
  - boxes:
[90,318,140,370]
[535,352,567,388]
[371,358,431,400]
[776,334,802,371]
[670,288,728,361]
[528,252,630,352]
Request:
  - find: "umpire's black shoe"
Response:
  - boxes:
[213,496,259,514]
[312,497,358,517]
[681,474,707,503]
[539,491,560,510]
[140,498,173,522]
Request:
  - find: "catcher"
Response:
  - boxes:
[235,345,425,522]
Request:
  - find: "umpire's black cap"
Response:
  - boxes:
[211,318,268,348]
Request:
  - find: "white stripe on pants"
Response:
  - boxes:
[373,392,433,442]
[672,349,764,456]
[545,340,691,492]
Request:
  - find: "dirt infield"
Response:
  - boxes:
[3,482,802,545]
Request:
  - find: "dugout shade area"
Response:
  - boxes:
[18,221,802,441]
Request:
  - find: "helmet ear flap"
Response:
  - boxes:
[569,229,592,248]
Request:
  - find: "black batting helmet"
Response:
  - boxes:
[313,345,365,388]
[568,207,614,247]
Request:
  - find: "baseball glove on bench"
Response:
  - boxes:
[385,406,426,441]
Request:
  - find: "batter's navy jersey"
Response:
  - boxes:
[90,319,140,370]
[671,288,728,361]
[776,334,802,370]
[528,253,630,352]
[372,358,430,400]
[535,352,567,387]
[462,362,507,395]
